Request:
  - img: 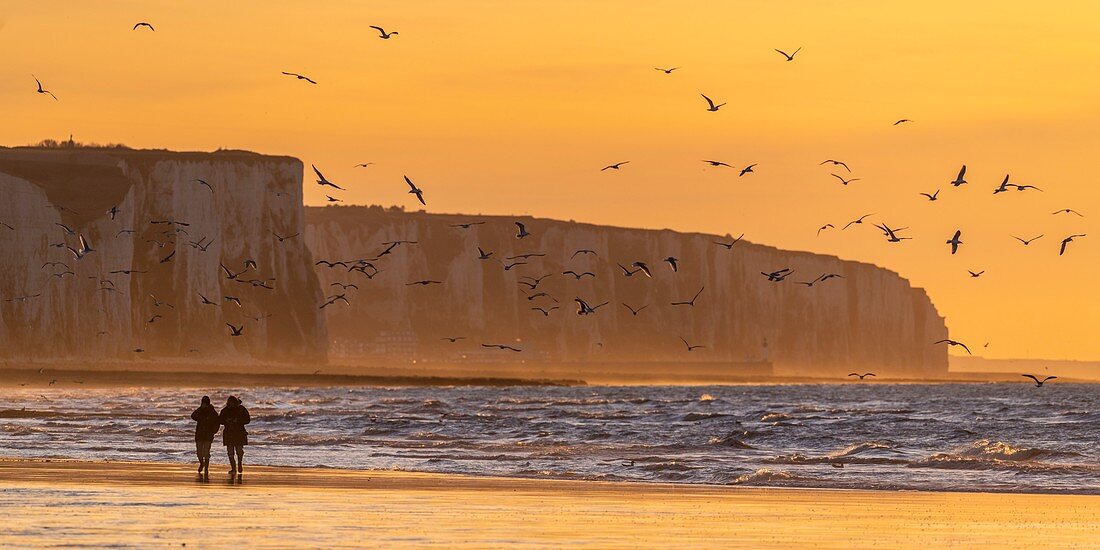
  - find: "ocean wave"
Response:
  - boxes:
[729,468,815,486]
[683,412,728,421]
[0,409,64,419]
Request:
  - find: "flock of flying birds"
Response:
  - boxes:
[19,22,1082,387]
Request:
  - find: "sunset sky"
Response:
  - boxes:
[2,1,1098,360]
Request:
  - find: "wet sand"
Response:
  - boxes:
[2,459,1098,548]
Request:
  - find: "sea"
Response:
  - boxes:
[2,383,1097,493]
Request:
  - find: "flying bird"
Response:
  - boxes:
[713,233,745,249]
[968,270,985,278]
[571,249,598,258]
[702,160,732,168]
[477,247,493,260]
[739,164,757,177]
[1022,374,1057,388]
[946,230,963,254]
[820,159,851,172]
[33,75,57,100]
[842,214,874,230]
[1052,208,1084,217]
[664,256,679,272]
[450,221,485,229]
[369,25,399,39]
[934,339,972,355]
[671,286,704,306]
[67,235,94,260]
[531,306,559,316]
[848,373,876,380]
[354,162,375,168]
[312,165,344,189]
[326,195,341,202]
[1012,235,1043,246]
[481,343,522,352]
[226,323,244,337]
[1059,234,1085,256]
[679,337,705,351]
[441,337,466,343]
[281,71,317,84]
[601,161,630,171]
[574,298,608,315]
[700,94,726,112]
[622,303,648,316]
[514,222,530,239]
[272,231,300,242]
[761,268,793,282]
[817,224,834,236]
[194,179,214,193]
[894,119,912,125]
[920,190,940,201]
[950,165,967,186]
[563,270,595,280]
[654,67,679,74]
[774,47,801,61]
[404,176,426,205]
[874,223,910,243]
[831,174,860,186]
[133,22,155,31]
[406,280,443,286]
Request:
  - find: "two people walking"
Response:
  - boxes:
[191,395,251,479]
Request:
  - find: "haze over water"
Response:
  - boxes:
[4,383,1096,494]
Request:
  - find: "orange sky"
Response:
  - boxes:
[2,1,1098,360]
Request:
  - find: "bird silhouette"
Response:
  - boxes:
[774,47,802,61]
[404,176,426,205]
[950,165,967,186]
[671,286,704,306]
[700,94,726,112]
[370,25,399,39]
[33,75,58,100]
[601,161,630,171]
[946,230,963,254]
[282,71,317,84]
[1022,374,1057,387]
[133,22,155,31]
[680,337,705,351]
[934,339,972,355]
[848,373,876,380]
[1059,234,1085,256]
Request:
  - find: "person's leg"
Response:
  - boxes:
[227,445,237,474]
[196,441,204,473]
[200,441,211,475]
[235,446,244,474]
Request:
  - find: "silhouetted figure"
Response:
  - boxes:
[219,396,251,478]
[190,396,220,478]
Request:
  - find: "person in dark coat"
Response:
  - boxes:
[219,395,251,477]
[190,396,220,477]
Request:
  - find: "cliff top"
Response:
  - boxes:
[0,144,299,165]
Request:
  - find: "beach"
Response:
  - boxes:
[2,459,1098,548]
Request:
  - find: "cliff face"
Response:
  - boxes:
[304,206,948,377]
[0,147,326,363]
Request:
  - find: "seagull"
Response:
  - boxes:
[739,164,757,177]
[946,230,963,254]
[894,119,912,125]
[404,176,426,205]
[1013,184,1043,192]
[679,337,705,351]
[369,25,399,39]
[843,214,874,230]
[55,222,76,236]
[272,231,300,242]
[312,165,344,190]
[630,261,653,277]
[501,260,527,271]
[1059,234,1085,256]
[133,22,155,31]
[700,94,726,112]
[817,224,835,236]
[0,221,13,230]
[67,235,94,260]
[281,71,317,84]
[198,293,219,306]
[320,294,350,309]
[326,195,341,203]
[1012,235,1043,246]
[514,222,530,239]
[531,306,559,316]
[224,296,242,307]
[622,303,648,316]
[563,270,595,279]
[664,256,679,272]
[848,373,876,380]
[194,179,214,193]
[482,343,522,352]
[406,280,443,286]
[571,249,598,258]
[1052,208,1084,217]
[616,263,641,277]
[654,67,679,74]
[761,268,793,282]
[702,160,732,168]
[934,339,972,355]
[354,162,375,168]
[874,223,910,243]
[968,270,985,278]
[1022,374,1057,388]
[950,165,967,186]
[450,221,485,229]
[477,247,494,260]
[671,286,704,306]
[33,75,58,100]
[831,174,861,186]
[774,47,801,61]
[601,161,630,171]
[226,323,244,337]
[150,294,175,309]
[441,337,467,343]
[574,298,608,315]
[993,174,1012,194]
[330,282,359,290]
[820,159,851,172]
[147,314,163,324]
[159,249,175,263]
[920,190,940,201]
[713,233,745,249]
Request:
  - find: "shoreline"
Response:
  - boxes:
[2,365,1091,388]
[2,458,1098,547]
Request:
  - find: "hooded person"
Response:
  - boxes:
[190,396,220,477]
[219,395,251,477]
